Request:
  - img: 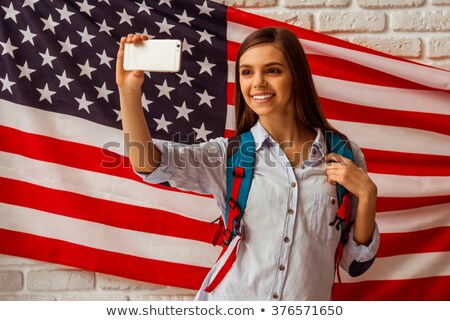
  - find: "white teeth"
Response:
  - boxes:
[252,94,274,100]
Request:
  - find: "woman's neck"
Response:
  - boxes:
[259,116,315,145]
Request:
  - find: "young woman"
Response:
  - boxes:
[116,27,379,300]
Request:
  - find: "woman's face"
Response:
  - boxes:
[238,43,294,120]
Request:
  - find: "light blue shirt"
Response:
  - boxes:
[138,121,380,300]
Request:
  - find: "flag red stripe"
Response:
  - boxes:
[0,177,216,243]
[361,148,450,176]
[332,276,450,300]
[322,98,450,137]
[376,195,450,213]
[0,125,213,199]
[377,227,450,258]
[0,228,209,290]
[228,40,433,90]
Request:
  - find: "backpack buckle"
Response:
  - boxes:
[227,197,238,210]
[329,215,343,231]
[222,228,233,246]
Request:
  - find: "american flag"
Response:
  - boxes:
[0,0,449,300]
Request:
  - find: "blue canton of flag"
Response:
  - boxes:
[0,0,228,144]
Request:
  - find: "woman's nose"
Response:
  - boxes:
[253,72,267,88]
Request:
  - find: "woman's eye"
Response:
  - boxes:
[241,69,252,76]
[267,68,280,74]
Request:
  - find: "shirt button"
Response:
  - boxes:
[273,293,279,299]
[287,209,294,215]
[300,163,305,169]
[284,237,290,243]
[330,199,336,205]
[279,265,285,271]
[290,182,296,188]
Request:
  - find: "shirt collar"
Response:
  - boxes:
[249,121,327,161]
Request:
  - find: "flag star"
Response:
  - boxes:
[56,71,74,90]
[95,83,114,102]
[197,57,216,76]
[77,27,95,46]
[116,9,134,26]
[0,74,15,94]
[0,38,19,58]
[141,93,153,112]
[20,26,37,45]
[159,0,172,7]
[96,50,113,68]
[113,109,121,121]
[97,19,113,36]
[155,80,175,99]
[155,18,175,36]
[193,123,212,142]
[174,101,194,121]
[196,1,215,16]
[175,10,194,26]
[196,89,215,107]
[75,93,93,113]
[141,28,154,39]
[2,3,20,23]
[136,0,152,15]
[17,61,36,81]
[153,114,172,133]
[182,38,194,55]
[41,15,60,34]
[23,0,39,10]
[196,29,215,45]
[39,49,57,68]
[58,37,77,56]
[37,84,56,103]
[56,4,75,23]
[177,70,194,87]
[77,59,96,79]
[76,0,95,16]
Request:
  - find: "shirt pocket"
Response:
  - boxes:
[308,193,340,241]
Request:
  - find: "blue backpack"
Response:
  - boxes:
[207,130,355,292]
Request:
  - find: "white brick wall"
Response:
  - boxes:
[1,0,449,302]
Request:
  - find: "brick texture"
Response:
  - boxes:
[319,11,386,32]
[27,270,95,291]
[97,274,164,291]
[0,271,23,291]
[391,10,450,32]
[284,0,350,7]
[428,36,450,58]
[352,36,422,57]
[357,0,424,8]
[257,11,313,29]
[431,0,450,4]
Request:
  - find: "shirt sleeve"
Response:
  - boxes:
[134,137,229,214]
[340,142,380,276]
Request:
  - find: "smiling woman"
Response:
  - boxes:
[116,27,379,301]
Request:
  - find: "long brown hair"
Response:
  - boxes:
[234,27,342,136]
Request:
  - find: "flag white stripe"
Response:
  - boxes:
[0,203,220,268]
[376,203,450,233]
[227,22,450,91]
[0,151,221,222]
[314,76,450,115]
[226,104,235,131]
[338,252,450,282]
[330,120,450,157]
[3,99,449,161]
[227,61,449,115]
[371,172,450,197]
[0,99,122,151]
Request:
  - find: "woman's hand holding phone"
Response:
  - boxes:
[116,34,148,91]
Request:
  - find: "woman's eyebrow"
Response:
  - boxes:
[239,62,285,69]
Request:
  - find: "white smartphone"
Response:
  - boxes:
[123,39,182,72]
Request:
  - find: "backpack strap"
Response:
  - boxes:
[324,130,355,282]
[205,131,255,293]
